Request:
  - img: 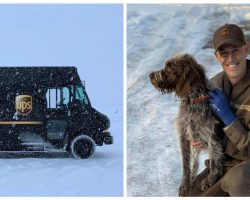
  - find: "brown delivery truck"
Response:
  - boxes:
[0,67,113,159]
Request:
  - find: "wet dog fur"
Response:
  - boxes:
[149,54,224,196]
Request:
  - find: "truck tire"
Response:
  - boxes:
[70,135,96,159]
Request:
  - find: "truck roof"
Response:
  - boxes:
[0,66,82,87]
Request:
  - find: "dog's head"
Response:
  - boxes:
[149,54,206,97]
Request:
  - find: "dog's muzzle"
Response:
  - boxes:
[149,71,162,82]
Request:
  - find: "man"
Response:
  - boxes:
[190,24,250,196]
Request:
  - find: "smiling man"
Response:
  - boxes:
[214,24,248,86]
[190,24,250,196]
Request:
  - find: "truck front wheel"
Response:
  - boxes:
[70,135,96,159]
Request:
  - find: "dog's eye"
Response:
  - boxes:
[165,65,173,73]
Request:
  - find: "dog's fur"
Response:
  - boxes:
[149,54,224,196]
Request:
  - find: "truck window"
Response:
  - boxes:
[76,85,89,105]
[62,87,70,105]
[46,87,70,108]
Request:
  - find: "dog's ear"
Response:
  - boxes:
[189,57,207,90]
[175,65,192,96]
[175,55,206,97]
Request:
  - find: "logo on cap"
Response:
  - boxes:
[15,95,32,115]
[220,28,229,37]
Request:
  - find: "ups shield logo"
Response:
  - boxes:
[221,28,229,37]
[16,95,32,115]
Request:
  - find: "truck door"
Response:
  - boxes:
[45,87,70,149]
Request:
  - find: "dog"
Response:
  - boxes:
[149,54,224,196]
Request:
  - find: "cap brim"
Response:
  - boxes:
[215,38,244,51]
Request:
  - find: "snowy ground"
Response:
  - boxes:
[127,4,250,197]
[0,109,123,196]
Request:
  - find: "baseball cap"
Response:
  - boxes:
[213,24,246,51]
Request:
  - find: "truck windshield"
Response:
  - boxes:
[76,85,90,106]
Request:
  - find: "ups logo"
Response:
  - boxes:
[220,28,229,37]
[15,95,32,115]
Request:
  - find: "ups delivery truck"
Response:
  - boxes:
[0,67,113,159]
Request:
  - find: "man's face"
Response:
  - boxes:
[215,44,249,85]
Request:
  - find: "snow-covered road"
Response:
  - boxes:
[0,110,123,196]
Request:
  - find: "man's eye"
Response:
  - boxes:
[220,51,228,57]
[232,48,240,54]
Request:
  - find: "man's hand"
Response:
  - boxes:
[208,89,236,126]
[190,140,203,149]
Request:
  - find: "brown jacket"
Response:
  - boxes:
[211,59,250,162]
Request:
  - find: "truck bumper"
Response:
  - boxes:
[103,135,113,144]
[95,131,113,145]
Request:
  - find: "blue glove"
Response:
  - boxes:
[208,89,236,126]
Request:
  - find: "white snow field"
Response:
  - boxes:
[127,4,250,196]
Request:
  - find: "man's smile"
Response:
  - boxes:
[226,62,240,69]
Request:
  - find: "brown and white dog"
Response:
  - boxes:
[149,54,224,196]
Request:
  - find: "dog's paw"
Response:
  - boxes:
[201,174,217,192]
[179,184,189,196]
